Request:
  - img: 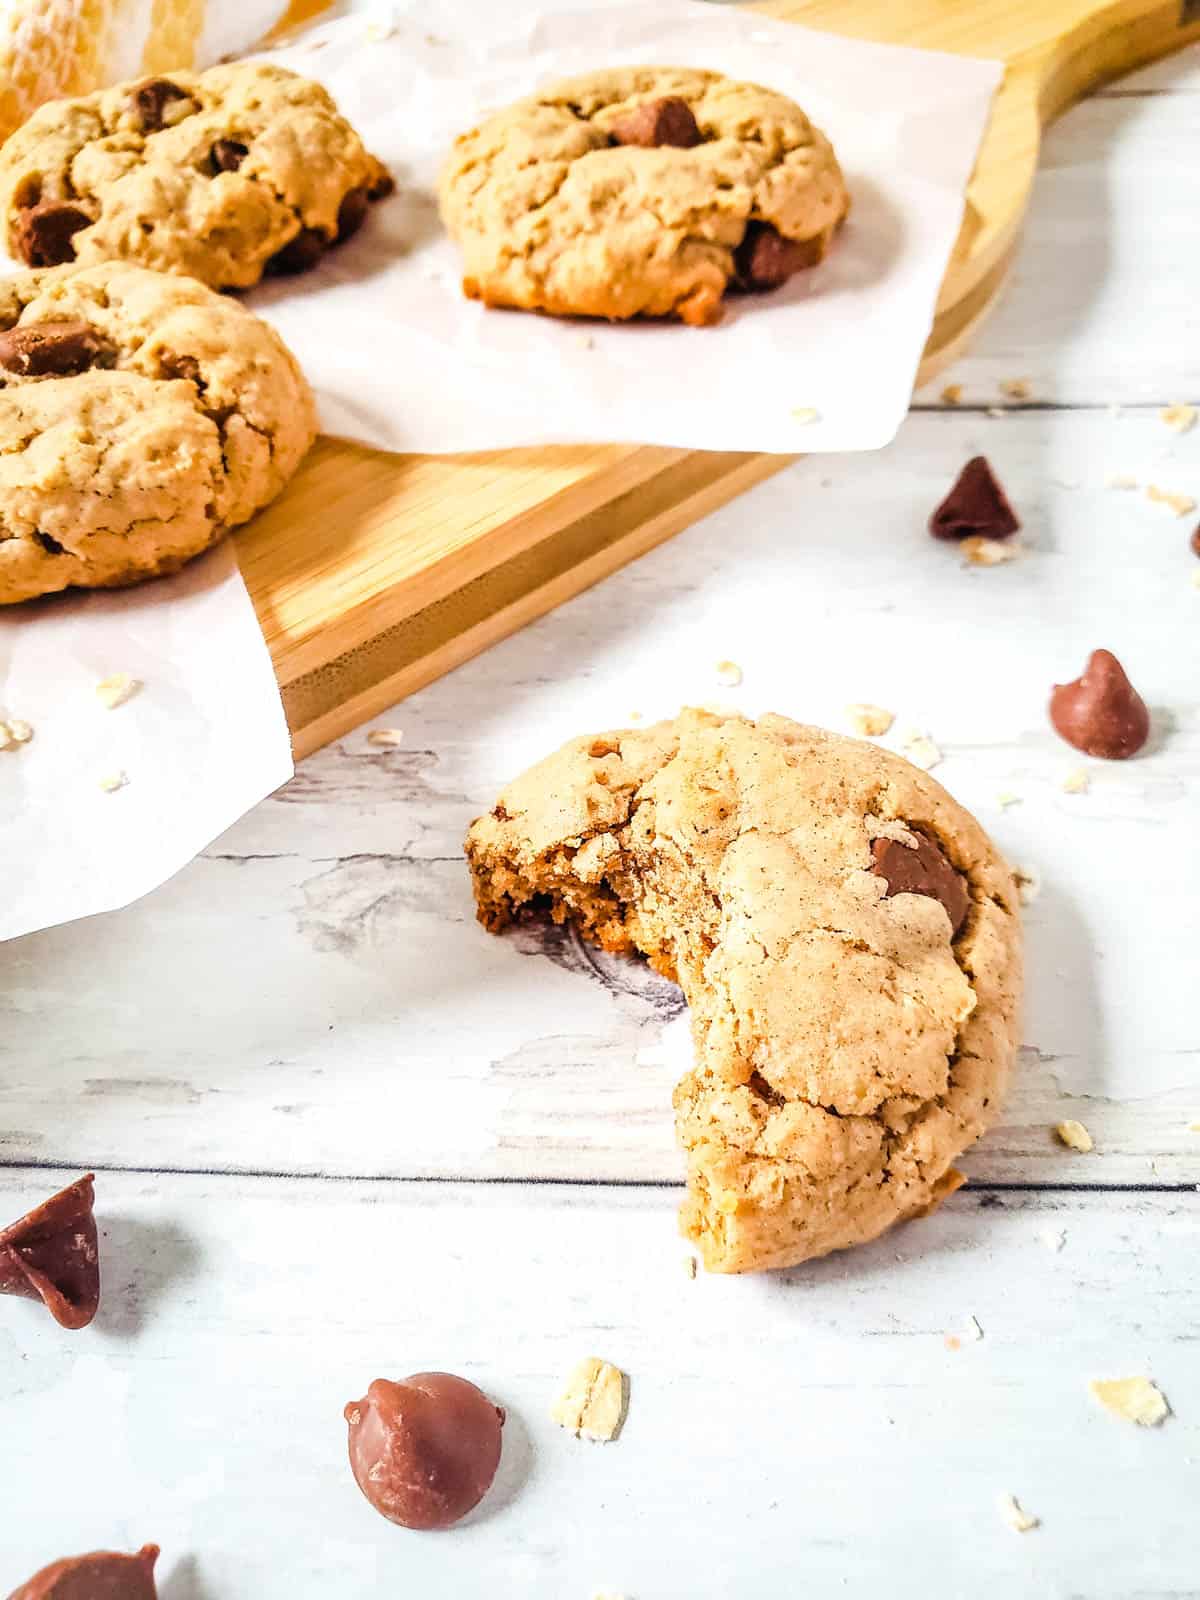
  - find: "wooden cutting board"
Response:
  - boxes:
[243,0,1200,758]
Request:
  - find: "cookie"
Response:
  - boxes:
[467,710,1022,1273]
[438,67,849,325]
[0,62,392,290]
[0,261,316,603]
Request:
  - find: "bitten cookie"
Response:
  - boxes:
[467,711,1022,1273]
[0,261,316,603]
[0,62,392,290]
[438,67,849,325]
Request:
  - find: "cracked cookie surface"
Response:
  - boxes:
[0,62,392,290]
[438,66,849,325]
[0,260,316,603]
[467,710,1022,1273]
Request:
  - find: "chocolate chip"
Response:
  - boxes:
[8,1544,159,1600]
[733,222,821,291]
[0,319,109,377]
[0,1174,100,1329]
[929,456,1020,541]
[265,226,327,276]
[871,834,969,937]
[33,531,65,556]
[610,95,701,149]
[336,186,370,242]
[14,201,91,267]
[345,1373,505,1530]
[130,78,192,133]
[1190,522,1200,559]
[368,170,396,201]
[1049,648,1150,760]
[159,353,202,386]
[211,138,249,173]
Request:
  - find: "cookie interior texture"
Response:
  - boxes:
[438,67,850,325]
[467,711,1022,1273]
[0,262,316,603]
[0,63,392,290]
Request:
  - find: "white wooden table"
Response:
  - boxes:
[3,46,1199,1600]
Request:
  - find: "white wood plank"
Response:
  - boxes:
[3,408,1196,1184]
[1,1171,1196,1597]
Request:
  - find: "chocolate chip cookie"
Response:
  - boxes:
[467,711,1022,1273]
[0,261,316,603]
[438,67,849,325]
[0,62,392,291]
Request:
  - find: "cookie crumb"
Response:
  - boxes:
[845,703,894,738]
[715,660,743,688]
[1089,1377,1170,1427]
[1147,484,1197,517]
[628,710,644,723]
[6,717,32,744]
[98,771,128,793]
[684,1254,697,1279]
[996,791,1021,809]
[1160,403,1197,434]
[575,332,595,351]
[985,406,1006,419]
[95,673,140,710]
[1054,1119,1094,1153]
[551,1357,627,1442]
[900,729,942,771]
[1013,865,1040,906]
[944,1334,962,1352]
[1104,472,1138,491]
[1038,1226,1066,1252]
[999,378,1032,400]
[940,383,963,405]
[366,728,404,748]
[1061,767,1090,794]
[999,1492,1039,1533]
[790,407,820,424]
[962,535,1021,566]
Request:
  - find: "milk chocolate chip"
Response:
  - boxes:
[344,1373,505,1530]
[1190,523,1200,559]
[929,456,1020,541]
[610,96,701,149]
[8,1543,158,1600]
[14,202,91,267]
[130,79,192,134]
[0,1174,100,1329]
[336,186,370,242]
[1049,648,1150,759]
[266,226,327,276]
[871,834,969,937]
[210,138,248,173]
[0,320,109,377]
[734,222,821,291]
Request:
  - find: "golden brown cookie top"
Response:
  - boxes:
[0,63,392,290]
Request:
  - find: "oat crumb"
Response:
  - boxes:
[999,1492,1040,1533]
[366,728,404,748]
[1061,767,1090,795]
[1104,472,1138,491]
[1090,1377,1170,1427]
[963,535,1021,566]
[684,1254,698,1280]
[1054,1119,1094,1153]
[940,383,963,405]
[96,673,140,710]
[790,407,820,424]
[900,729,942,771]
[999,378,1032,401]
[1160,403,1197,434]
[715,660,743,688]
[1147,484,1197,517]
[551,1357,628,1442]
[986,406,1005,418]
[845,703,894,738]
[98,771,128,794]
[6,717,32,743]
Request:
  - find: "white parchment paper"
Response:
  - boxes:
[0,544,293,942]
[251,0,1002,454]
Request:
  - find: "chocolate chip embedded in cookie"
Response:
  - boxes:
[439,66,849,325]
[0,63,393,290]
[467,710,1022,1274]
[0,261,316,604]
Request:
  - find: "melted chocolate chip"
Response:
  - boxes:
[871,834,969,937]
[210,138,249,173]
[345,1373,505,1530]
[33,531,66,556]
[733,222,821,291]
[1049,648,1150,760]
[0,319,110,377]
[610,95,701,149]
[368,170,396,201]
[929,456,1020,541]
[0,1174,100,1329]
[265,226,327,276]
[336,186,370,242]
[14,202,91,267]
[8,1543,159,1600]
[1190,523,1200,559]
[130,79,192,134]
